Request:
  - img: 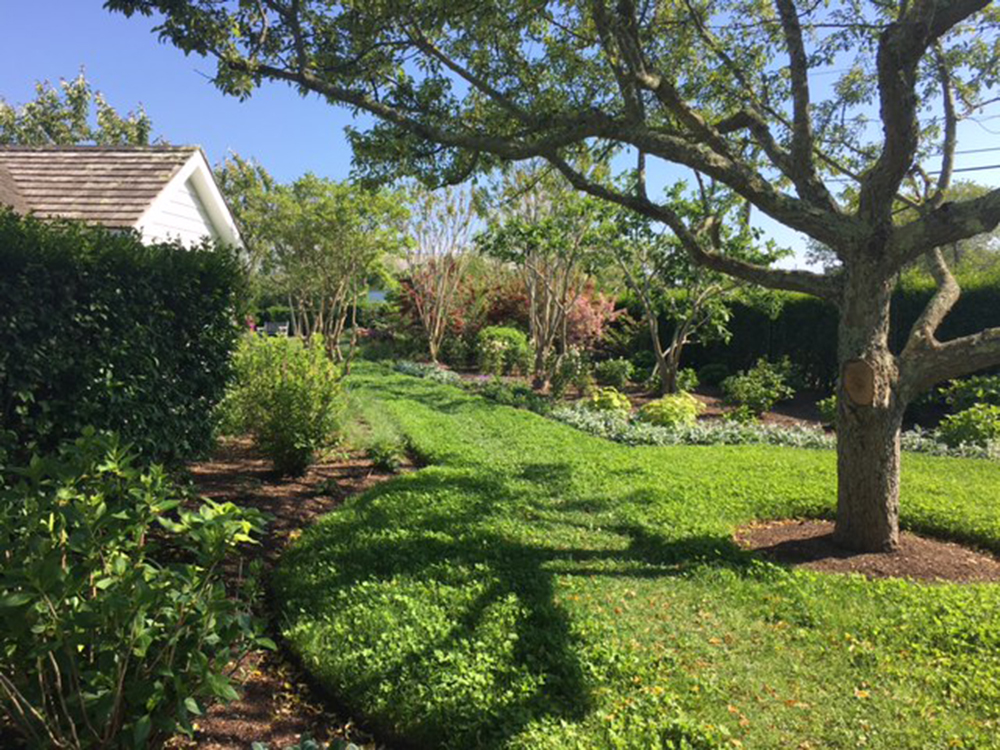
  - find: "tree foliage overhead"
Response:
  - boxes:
[0,71,153,146]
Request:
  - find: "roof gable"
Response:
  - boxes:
[0,146,196,227]
[0,146,242,248]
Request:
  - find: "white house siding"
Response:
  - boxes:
[138,177,220,247]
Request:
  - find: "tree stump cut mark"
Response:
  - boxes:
[843,359,875,406]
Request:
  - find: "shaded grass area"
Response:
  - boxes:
[275,365,1000,749]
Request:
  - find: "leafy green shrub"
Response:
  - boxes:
[817,394,838,425]
[637,393,704,427]
[476,326,531,376]
[940,375,1000,412]
[0,210,244,466]
[724,404,760,424]
[936,404,1000,448]
[721,358,796,416]
[676,367,700,393]
[474,378,553,415]
[594,358,635,389]
[585,387,632,417]
[0,430,267,749]
[220,334,343,475]
[550,347,594,398]
[696,363,730,387]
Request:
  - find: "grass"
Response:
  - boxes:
[275,365,1000,749]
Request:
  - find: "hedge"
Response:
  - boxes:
[622,269,1000,389]
[0,209,245,465]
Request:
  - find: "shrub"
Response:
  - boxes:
[936,404,1000,448]
[220,334,343,475]
[676,367,700,393]
[594,358,635,389]
[0,210,244,465]
[637,393,704,427]
[0,430,267,749]
[550,347,594,398]
[473,378,553,415]
[476,326,532,376]
[817,394,838,425]
[586,387,632,417]
[721,358,796,416]
[940,375,1000,412]
[696,363,730,387]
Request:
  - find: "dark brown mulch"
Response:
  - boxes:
[735,519,1000,583]
[165,437,406,750]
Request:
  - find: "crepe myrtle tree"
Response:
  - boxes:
[403,184,478,362]
[108,0,1000,552]
[476,165,609,389]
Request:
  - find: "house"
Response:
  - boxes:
[0,145,242,248]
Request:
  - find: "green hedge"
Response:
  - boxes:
[622,270,1000,389]
[0,209,244,465]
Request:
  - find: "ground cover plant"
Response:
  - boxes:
[276,367,1000,749]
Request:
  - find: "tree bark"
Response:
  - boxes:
[832,260,904,552]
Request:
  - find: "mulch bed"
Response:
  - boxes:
[735,519,1000,583]
[165,437,404,750]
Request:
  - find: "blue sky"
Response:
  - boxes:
[3,2,1000,266]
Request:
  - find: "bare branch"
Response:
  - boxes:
[931,42,957,205]
[889,186,1000,269]
[901,247,961,359]
[858,0,990,226]
[903,326,1000,397]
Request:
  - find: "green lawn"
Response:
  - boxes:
[275,366,1000,749]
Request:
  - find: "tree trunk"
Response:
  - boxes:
[660,346,683,395]
[832,261,904,552]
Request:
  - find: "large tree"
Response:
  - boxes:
[109,0,1000,552]
[0,71,152,146]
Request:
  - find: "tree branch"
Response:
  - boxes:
[901,247,961,359]
[889,185,1000,270]
[546,154,842,301]
[858,0,990,226]
[903,326,1000,397]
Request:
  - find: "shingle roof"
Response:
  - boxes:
[0,146,198,227]
[0,162,27,214]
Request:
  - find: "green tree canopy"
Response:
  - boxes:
[0,71,153,146]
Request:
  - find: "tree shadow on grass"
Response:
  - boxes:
[277,458,768,748]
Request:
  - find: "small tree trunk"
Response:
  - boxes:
[832,260,903,552]
[660,347,683,395]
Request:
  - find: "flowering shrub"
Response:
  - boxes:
[476,326,532,376]
[550,347,594,397]
[565,285,621,348]
[637,393,704,427]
